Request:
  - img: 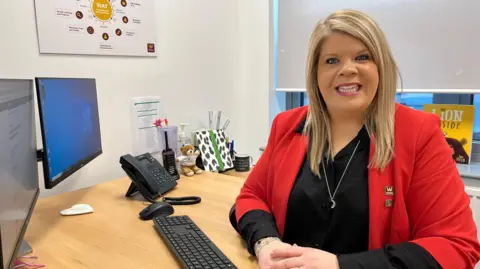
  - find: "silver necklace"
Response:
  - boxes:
[321,140,361,209]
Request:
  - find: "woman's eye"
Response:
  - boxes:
[356,54,369,61]
[326,58,338,64]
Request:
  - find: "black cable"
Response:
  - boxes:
[162,196,201,205]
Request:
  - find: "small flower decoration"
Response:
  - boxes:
[154,118,169,127]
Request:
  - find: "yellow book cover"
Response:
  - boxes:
[423,104,475,164]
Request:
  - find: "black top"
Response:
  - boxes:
[237,120,441,268]
[282,125,370,254]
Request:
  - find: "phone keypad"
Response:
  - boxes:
[150,167,175,190]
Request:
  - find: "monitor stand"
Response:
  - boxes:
[19,240,33,256]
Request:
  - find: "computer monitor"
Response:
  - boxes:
[0,79,40,269]
[35,78,103,189]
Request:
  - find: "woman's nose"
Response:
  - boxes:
[339,61,358,76]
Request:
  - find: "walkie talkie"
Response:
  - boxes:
[162,131,180,180]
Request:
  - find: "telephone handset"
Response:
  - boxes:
[120,153,178,202]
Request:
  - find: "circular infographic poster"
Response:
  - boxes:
[34,0,157,56]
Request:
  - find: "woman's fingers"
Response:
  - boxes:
[270,246,304,259]
[271,257,303,269]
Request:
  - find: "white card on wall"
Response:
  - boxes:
[131,96,163,156]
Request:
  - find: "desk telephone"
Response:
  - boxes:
[120,153,178,203]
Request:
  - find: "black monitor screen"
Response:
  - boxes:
[0,79,39,269]
[35,78,102,189]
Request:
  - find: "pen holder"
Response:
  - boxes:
[234,154,253,172]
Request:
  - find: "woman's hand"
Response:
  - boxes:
[269,245,340,269]
[258,241,293,269]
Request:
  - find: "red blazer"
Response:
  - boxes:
[236,104,480,268]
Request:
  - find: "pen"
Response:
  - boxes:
[230,140,235,159]
[216,110,222,130]
[209,110,213,129]
[222,118,230,131]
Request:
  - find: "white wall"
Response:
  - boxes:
[0,0,249,197]
[235,0,271,161]
[235,0,285,161]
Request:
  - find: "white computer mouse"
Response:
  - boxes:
[60,204,94,216]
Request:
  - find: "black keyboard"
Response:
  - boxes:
[154,216,237,269]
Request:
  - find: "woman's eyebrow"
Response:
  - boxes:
[357,49,370,54]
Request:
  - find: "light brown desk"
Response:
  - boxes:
[222,170,251,179]
[24,172,257,268]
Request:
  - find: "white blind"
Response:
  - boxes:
[277,0,480,92]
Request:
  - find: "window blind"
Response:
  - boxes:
[276,0,480,92]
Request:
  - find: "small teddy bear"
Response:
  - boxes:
[176,144,203,177]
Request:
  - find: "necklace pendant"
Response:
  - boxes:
[330,199,336,209]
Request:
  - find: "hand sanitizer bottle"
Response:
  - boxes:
[179,123,191,146]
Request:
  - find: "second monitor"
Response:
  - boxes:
[35,78,103,189]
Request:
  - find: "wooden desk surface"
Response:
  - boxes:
[25,172,257,269]
[222,169,251,179]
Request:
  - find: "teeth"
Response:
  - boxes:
[338,85,359,93]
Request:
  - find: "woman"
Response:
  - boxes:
[233,9,480,269]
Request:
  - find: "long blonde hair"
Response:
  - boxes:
[304,9,399,175]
